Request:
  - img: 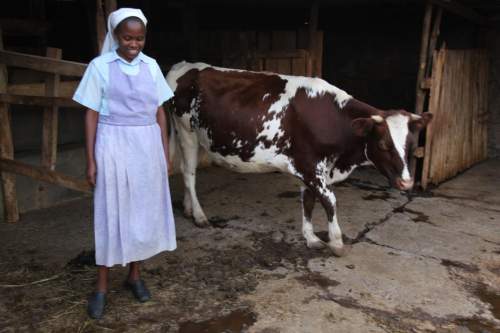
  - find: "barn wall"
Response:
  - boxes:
[487,29,500,158]
[320,4,422,111]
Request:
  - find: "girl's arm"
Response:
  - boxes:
[156,106,172,173]
[85,109,99,186]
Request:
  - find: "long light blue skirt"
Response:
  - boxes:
[94,123,176,267]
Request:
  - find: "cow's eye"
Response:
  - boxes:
[378,140,391,151]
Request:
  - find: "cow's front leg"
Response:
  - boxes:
[301,186,326,249]
[310,183,346,257]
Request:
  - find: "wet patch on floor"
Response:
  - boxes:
[441,259,480,273]
[362,192,391,201]
[393,205,436,226]
[295,271,340,291]
[474,284,500,322]
[66,250,96,268]
[178,309,257,333]
[209,215,241,228]
[452,317,500,333]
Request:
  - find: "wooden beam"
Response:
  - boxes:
[430,0,485,25]
[412,2,433,185]
[0,50,86,77]
[41,48,62,172]
[7,81,79,97]
[0,28,19,223]
[0,93,81,108]
[0,158,92,194]
[425,7,442,78]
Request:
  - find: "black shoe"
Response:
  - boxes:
[87,291,106,319]
[125,279,151,302]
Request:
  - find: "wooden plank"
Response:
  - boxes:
[257,31,271,52]
[0,93,81,108]
[422,48,444,188]
[292,57,306,76]
[265,58,279,73]
[254,49,307,59]
[277,59,291,75]
[0,28,19,222]
[271,31,296,50]
[313,31,323,77]
[0,158,92,194]
[7,81,78,97]
[0,50,86,77]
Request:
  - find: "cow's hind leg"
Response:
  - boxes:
[311,183,346,257]
[178,128,209,227]
[301,186,326,249]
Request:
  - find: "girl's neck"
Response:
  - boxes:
[116,49,138,63]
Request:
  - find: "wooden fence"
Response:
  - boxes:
[0,38,89,223]
[421,48,489,187]
[197,29,323,77]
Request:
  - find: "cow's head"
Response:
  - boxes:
[352,111,433,191]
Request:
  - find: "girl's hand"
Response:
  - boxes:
[87,161,97,187]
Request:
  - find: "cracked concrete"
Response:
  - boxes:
[0,159,499,332]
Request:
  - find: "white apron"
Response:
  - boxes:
[93,60,176,267]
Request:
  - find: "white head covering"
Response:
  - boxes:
[100,8,148,55]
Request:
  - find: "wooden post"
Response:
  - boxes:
[38,47,62,207]
[425,7,442,78]
[415,2,433,116]
[96,0,106,54]
[411,2,433,184]
[41,48,61,171]
[0,28,19,222]
[308,1,319,77]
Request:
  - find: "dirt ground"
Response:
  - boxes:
[0,159,499,333]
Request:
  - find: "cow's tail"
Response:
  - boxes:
[164,100,182,175]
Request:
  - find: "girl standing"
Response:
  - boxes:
[73,8,176,319]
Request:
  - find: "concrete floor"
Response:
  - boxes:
[0,159,499,332]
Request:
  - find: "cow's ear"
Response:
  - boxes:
[409,113,433,132]
[351,118,375,137]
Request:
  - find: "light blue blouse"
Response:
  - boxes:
[73,51,174,115]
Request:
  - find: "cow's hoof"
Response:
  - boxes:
[329,243,350,257]
[193,218,210,228]
[307,240,326,249]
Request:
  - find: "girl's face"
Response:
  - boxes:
[114,19,146,62]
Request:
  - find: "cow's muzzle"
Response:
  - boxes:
[395,178,414,191]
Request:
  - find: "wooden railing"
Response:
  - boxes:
[0,30,88,222]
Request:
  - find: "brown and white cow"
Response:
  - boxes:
[166,61,432,256]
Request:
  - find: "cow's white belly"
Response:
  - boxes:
[196,129,294,174]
